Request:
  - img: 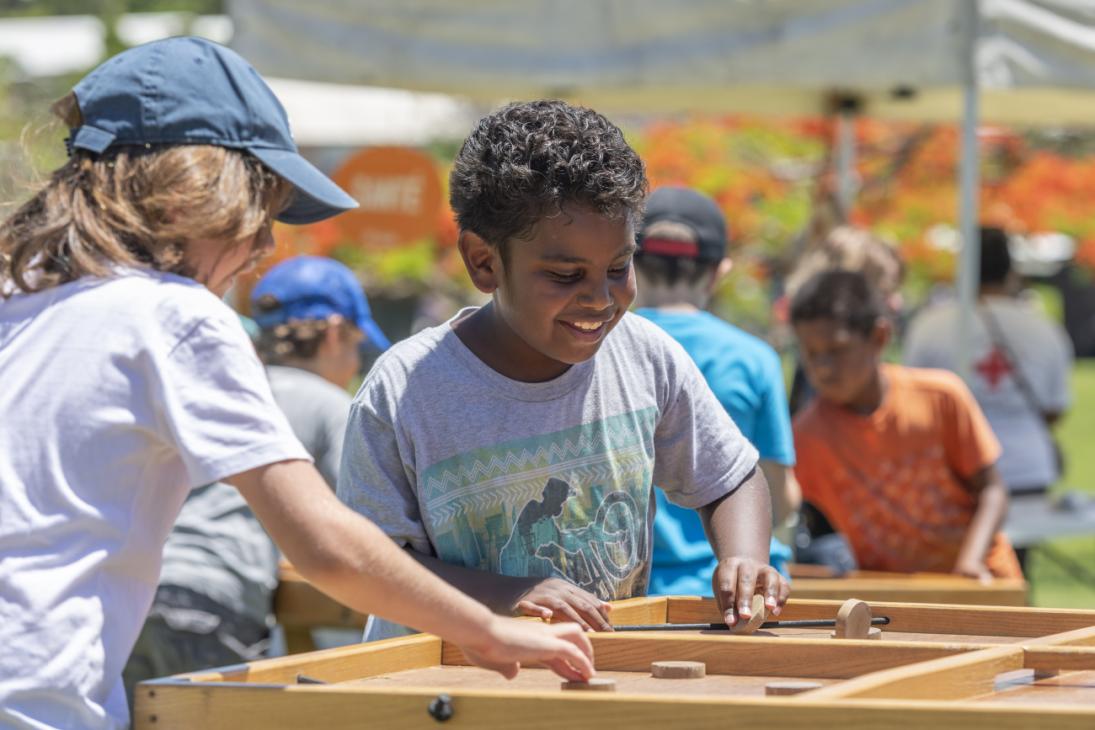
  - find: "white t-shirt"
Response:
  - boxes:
[904,295,1072,490]
[0,271,309,729]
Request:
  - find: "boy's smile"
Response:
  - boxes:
[456,205,637,382]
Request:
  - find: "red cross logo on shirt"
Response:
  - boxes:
[975,346,1013,390]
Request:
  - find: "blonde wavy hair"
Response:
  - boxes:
[0,93,292,296]
[785,225,905,301]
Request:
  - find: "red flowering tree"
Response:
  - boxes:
[256,118,1095,331]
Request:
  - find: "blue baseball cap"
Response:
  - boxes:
[68,36,357,224]
[251,256,391,352]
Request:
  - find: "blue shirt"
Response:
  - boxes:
[636,308,795,594]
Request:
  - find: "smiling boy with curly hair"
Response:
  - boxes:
[338,100,789,641]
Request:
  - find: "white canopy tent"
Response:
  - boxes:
[229,0,1095,124]
[0,13,475,148]
[230,0,1095,377]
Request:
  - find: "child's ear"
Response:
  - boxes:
[708,257,734,294]
[458,230,500,294]
[870,317,893,350]
[321,315,345,351]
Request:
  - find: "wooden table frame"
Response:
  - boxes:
[274,562,367,653]
[785,565,1028,606]
[139,597,1095,728]
[274,564,1028,654]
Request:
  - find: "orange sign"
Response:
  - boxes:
[331,146,443,249]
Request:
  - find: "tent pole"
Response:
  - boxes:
[957,0,981,382]
[836,111,856,214]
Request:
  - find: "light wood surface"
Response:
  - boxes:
[806,646,1026,701]
[136,597,1095,730]
[786,566,1028,606]
[350,665,839,697]
[271,565,1028,655]
[806,625,1095,701]
[978,669,1095,706]
[134,687,1095,730]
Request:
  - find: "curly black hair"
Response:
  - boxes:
[790,269,885,337]
[449,100,648,250]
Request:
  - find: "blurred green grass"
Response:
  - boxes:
[1026,359,1095,608]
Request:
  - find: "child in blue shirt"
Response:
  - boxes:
[634,187,799,594]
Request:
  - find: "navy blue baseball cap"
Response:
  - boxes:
[251,256,391,352]
[68,36,357,225]
[638,187,728,262]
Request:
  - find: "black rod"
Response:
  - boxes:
[611,617,890,632]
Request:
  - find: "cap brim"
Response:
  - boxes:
[250,147,358,224]
[359,317,391,352]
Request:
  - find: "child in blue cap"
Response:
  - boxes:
[251,255,391,486]
[0,37,591,730]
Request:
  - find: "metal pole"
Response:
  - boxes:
[957,0,981,382]
[836,111,856,213]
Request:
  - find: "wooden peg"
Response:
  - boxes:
[731,593,768,635]
[561,678,616,692]
[765,680,823,696]
[651,661,706,679]
[832,626,884,640]
[833,599,872,639]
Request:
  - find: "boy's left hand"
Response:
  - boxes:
[712,557,790,627]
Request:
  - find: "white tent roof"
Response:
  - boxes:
[264,78,477,146]
[229,0,1095,125]
[0,13,473,145]
[0,15,103,77]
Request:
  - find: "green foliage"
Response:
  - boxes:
[1026,359,1095,608]
[329,239,437,292]
[710,262,775,336]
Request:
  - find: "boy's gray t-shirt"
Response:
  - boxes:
[337,309,758,641]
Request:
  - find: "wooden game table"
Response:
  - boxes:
[786,564,1028,606]
[138,596,1095,729]
[274,562,367,653]
[273,562,1028,653]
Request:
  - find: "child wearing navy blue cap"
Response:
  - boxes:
[0,37,591,730]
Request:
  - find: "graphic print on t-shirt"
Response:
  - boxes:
[420,409,657,600]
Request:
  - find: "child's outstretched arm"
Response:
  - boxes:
[228,459,595,680]
[405,551,614,632]
[698,467,791,627]
[955,464,1009,581]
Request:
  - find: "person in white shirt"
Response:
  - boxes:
[904,226,1073,570]
[123,257,390,704]
[0,37,591,730]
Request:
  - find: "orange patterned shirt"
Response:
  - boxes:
[794,364,1021,578]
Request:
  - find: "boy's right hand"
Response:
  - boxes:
[462,615,595,681]
[514,578,614,632]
